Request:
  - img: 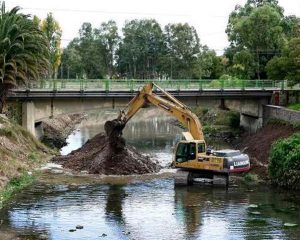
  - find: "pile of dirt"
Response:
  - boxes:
[53,132,160,175]
[235,123,299,166]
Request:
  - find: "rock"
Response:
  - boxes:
[101,233,107,237]
[250,211,261,215]
[50,169,64,174]
[76,225,84,229]
[248,204,258,208]
[39,234,48,240]
[284,223,298,227]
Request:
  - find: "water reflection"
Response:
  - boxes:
[1,180,300,240]
[105,185,126,224]
[1,108,300,239]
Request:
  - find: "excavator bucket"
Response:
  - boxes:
[104,119,126,138]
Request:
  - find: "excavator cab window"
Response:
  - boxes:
[198,143,206,153]
[176,142,196,163]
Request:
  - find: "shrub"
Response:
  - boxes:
[229,112,240,129]
[269,133,300,189]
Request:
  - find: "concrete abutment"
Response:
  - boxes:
[22,101,35,136]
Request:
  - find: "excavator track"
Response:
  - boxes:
[174,169,229,187]
[174,169,191,185]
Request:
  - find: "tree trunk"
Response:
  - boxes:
[0,85,8,114]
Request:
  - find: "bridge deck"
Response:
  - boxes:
[9,88,276,99]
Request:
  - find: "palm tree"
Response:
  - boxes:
[0,2,49,113]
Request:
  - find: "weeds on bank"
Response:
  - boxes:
[0,173,35,209]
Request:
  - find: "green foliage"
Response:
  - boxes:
[0,126,18,140]
[0,2,49,113]
[267,37,300,85]
[118,19,165,79]
[28,152,38,162]
[203,125,218,134]
[228,112,240,129]
[0,173,34,209]
[41,13,62,79]
[288,103,300,111]
[243,173,259,184]
[226,1,285,79]
[210,80,221,88]
[269,132,300,189]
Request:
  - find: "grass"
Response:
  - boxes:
[0,127,18,140]
[0,115,55,208]
[243,173,260,185]
[288,103,300,111]
[0,173,35,209]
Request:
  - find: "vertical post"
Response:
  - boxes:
[105,79,110,92]
[130,80,134,92]
[281,80,284,91]
[22,101,35,136]
[221,79,224,90]
[80,79,83,91]
[53,79,57,91]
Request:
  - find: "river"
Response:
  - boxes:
[0,109,300,240]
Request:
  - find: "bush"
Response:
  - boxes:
[269,133,300,189]
[229,112,240,129]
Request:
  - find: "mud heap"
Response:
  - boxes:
[53,119,160,175]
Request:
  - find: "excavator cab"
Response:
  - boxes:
[175,141,205,163]
[175,142,196,163]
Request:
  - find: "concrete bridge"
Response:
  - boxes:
[7,79,296,136]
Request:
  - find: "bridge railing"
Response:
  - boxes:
[25,79,288,91]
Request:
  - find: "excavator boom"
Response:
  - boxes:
[105,83,204,141]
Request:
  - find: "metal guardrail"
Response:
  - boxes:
[24,79,288,92]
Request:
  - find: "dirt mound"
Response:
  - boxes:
[236,123,299,165]
[53,132,160,175]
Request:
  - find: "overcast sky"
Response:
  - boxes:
[6,0,300,53]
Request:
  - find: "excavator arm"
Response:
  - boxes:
[105,83,204,141]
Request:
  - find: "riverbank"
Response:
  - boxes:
[0,115,55,208]
[235,122,300,183]
[41,113,86,149]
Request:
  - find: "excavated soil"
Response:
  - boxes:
[53,132,160,175]
[235,123,299,179]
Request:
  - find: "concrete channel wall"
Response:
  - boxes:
[263,105,300,125]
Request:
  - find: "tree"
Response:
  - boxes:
[60,39,83,79]
[266,37,300,85]
[41,13,62,79]
[282,15,300,39]
[164,23,201,79]
[95,21,120,79]
[199,46,225,79]
[226,1,285,79]
[0,2,49,113]
[118,19,166,79]
[80,23,106,79]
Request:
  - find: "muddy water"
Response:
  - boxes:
[1,109,300,240]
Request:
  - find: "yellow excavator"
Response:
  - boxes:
[105,82,250,186]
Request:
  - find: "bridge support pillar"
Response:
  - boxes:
[22,101,35,136]
[240,114,263,133]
